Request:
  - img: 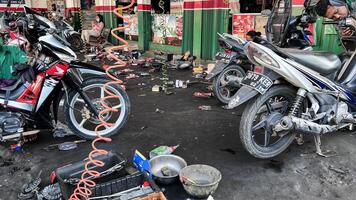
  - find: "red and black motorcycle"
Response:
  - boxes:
[0,6,130,141]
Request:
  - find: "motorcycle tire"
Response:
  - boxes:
[64,78,130,140]
[212,65,245,104]
[239,85,297,159]
[66,34,84,51]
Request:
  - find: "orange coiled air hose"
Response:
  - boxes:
[69,1,135,199]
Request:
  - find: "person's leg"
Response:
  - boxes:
[81,30,88,43]
[87,30,100,38]
[82,30,94,44]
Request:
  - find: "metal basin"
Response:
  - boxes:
[149,155,187,185]
[179,164,222,198]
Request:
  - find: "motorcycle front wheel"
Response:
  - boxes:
[239,85,297,159]
[64,78,130,140]
[212,65,245,104]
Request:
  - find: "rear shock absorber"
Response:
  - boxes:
[69,1,135,200]
[289,88,307,116]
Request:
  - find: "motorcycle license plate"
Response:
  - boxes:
[215,52,232,60]
[242,72,273,94]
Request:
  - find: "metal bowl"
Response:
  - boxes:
[179,164,222,198]
[149,155,187,185]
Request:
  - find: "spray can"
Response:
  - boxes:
[149,145,179,159]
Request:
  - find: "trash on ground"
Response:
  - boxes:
[206,63,216,74]
[126,73,139,79]
[193,92,213,98]
[175,80,189,88]
[138,83,146,86]
[138,94,147,97]
[140,72,150,77]
[193,66,204,74]
[10,142,23,152]
[122,69,134,73]
[152,85,162,92]
[149,145,179,159]
[198,105,212,111]
[194,73,206,79]
[141,126,148,130]
[155,108,165,114]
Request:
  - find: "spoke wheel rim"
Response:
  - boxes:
[69,83,126,136]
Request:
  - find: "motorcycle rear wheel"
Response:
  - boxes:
[239,85,297,159]
[64,78,130,140]
[212,65,245,104]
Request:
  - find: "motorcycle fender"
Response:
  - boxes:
[77,68,106,80]
[206,62,229,80]
[226,86,259,109]
[52,90,64,123]
[70,61,105,73]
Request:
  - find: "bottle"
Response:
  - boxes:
[149,145,179,159]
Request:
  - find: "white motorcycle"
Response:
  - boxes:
[228,16,356,159]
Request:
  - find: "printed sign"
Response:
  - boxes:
[152,14,183,46]
[124,14,139,39]
[232,14,256,38]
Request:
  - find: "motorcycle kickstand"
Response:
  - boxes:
[313,134,337,158]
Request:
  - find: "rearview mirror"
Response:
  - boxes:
[7,0,11,8]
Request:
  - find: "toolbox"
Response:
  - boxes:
[54,151,126,199]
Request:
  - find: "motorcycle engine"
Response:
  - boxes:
[0,112,24,136]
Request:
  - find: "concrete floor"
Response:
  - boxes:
[1,66,356,200]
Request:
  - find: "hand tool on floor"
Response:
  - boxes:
[43,140,86,151]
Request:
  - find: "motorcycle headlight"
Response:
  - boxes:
[245,42,279,69]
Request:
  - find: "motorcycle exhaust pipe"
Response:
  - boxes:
[2,130,40,141]
[275,116,338,135]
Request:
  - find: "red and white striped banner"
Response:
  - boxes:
[184,0,229,10]
[95,0,116,11]
[138,0,151,11]
[65,0,80,12]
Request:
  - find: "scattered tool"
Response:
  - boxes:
[43,140,86,151]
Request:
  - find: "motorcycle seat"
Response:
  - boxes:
[283,48,342,75]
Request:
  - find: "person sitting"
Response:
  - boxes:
[81,14,105,45]
[246,30,262,42]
